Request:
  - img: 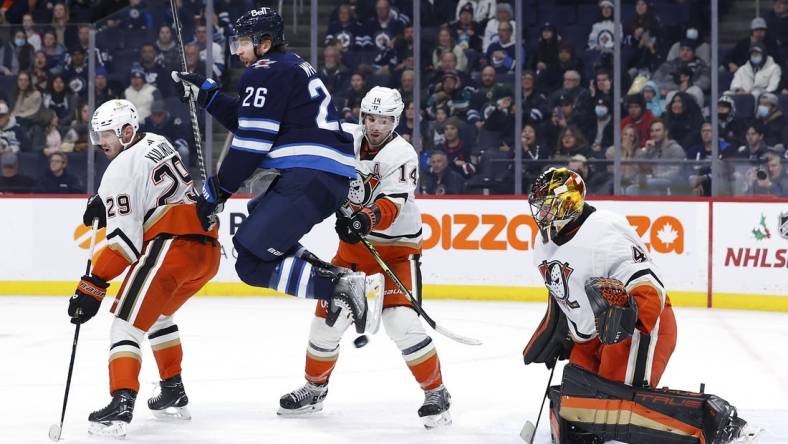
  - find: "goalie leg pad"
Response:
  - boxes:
[554,364,750,444]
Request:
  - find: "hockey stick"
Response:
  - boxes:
[169,0,207,182]
[519,358,558,443]
[48,218,100,442]
[355,234,482,346]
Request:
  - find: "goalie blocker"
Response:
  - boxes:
[547,364,753,444]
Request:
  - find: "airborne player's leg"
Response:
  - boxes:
[233,169,375,334]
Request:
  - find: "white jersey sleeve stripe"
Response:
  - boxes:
[231,135,273,153]
[239,117,280,134]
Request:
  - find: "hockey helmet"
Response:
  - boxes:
[90,99,139,148]
[528,167,586,242]
[360,86,404,140]
[230,7,286,55]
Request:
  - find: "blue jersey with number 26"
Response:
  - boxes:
[206,51,355,193]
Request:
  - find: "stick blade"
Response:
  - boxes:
[434,323,483,346]
[519,420,535,443]
[48,424,62,441]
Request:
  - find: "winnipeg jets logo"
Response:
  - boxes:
[538,260,580,309]
[346,166,381,212]
[253,59,277,69]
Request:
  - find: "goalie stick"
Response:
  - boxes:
[49,218,100,442]
[355,233,482,346]
[520,358,558,443]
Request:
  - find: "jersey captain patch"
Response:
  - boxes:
[539,260,580,310]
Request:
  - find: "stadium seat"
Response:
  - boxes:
[477,128,503,151]
[732,94,754,120]
[538,3,570,28]
[778,95,788,115]
[0,75,17,104]
[656,3,688,28]
[575,5,598,27]
[17,152,46,181]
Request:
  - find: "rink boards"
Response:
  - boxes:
[0,196,786,311]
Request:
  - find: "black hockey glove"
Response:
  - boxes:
[196,176,232,231]
[335,206,378,244]
[83,194,107,229]
[171,71,219,107]
[585,277,639,345]
[68,274,109,325]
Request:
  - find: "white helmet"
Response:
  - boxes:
[90,99,139,148]
[360,86,404,132]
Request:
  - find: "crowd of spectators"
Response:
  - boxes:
[2,0,787,198]
[0,0,257,194]
[317,0,788,197]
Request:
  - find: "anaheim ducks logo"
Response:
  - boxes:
[346,165,381,212]
[538,260,580,309]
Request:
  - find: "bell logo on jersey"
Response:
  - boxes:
[538,260,580,310]
[346,168,381,212]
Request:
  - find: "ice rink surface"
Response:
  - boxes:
[1,296,787,444]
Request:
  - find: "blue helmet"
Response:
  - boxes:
[231,7,286,50]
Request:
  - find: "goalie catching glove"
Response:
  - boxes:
[585,277,638,345]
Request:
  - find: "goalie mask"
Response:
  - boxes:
[360,86,404,147]
[90,99,139,149]
[529,167,586,243]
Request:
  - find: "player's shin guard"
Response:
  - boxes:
[108,319,144,393]
[149,317,183,381]
[549,364,754,444]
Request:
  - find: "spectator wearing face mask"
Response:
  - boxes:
[754,92,788,146]
[724,17,781,74]
[729,42,781,101]
[591,96,613,157]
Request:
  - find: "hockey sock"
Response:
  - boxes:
[109,339,142,393]
[305,341,339,385]
[149,324,183,381]
[401,337,443,391]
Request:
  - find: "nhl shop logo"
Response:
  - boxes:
[779,212,788,240]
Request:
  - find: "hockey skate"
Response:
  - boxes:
[329,272,384,334]
[418,385,452,429]
[277,381,328,416]
[88,389,136,438]
[148,375,191,420]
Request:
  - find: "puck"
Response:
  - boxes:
[48,424,61,441]
[353,335,369,348]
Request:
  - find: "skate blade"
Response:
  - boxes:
[88,420,128,439]
[421,411,452,429]
[151,405,192,421]
[365,273,385,334]
[277,401,324,416]
[732,424,763,443]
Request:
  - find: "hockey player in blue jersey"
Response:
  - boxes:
[172,7,382,334]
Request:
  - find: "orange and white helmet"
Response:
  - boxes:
[528,167,586,242]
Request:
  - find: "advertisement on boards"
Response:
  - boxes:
[713,202,788,297]
[0,197,708,301]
